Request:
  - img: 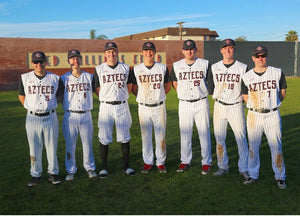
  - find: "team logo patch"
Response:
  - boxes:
[226,39,230,44]
[71,50,77,54]
[186,41,191,46]
[35,53,41,58]
[257,46,262,50]
[147,43,151,47]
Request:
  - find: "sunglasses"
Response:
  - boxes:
[254,54,267,58]
[33,60,45,64]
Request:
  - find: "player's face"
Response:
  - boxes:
[252,54,267,67]
[69,56,82,69]
[142,49,155,61]
[105,49,118,65]
[182,48,197,61]
[220,45,235,60]
[32,60,47,74]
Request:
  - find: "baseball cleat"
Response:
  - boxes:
[177,163,189,172]
[243,177,257,185]
[277,180,287,189]
[65,173,74,181]
[213,168,229,176]
[201,164,211,175]
[157,165,167,173]
[240,171,250,179]
[141,164,153,173]
[48,174,61,185]
[123,168,136,176]
[27,177,42,187]
[87,170,97,178]
[99,170,108,178]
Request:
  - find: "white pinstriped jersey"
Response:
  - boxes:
[60,71,93,111]
[211,60,247,103]
[134,62,167,103]
[242,66,283,109]
[94,62,130,101]
[172,58,209,100]
[21,71,59,112]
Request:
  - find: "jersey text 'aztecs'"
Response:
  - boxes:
[60,71,93,111]
[21,71,59,112]
[94,62,130,101]
[242,66,282,109]
[134,62,167,104]
[211,60,247,103]
[172,58,209,100]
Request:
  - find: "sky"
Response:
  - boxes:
[0,0,299,41]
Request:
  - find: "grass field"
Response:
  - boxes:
[0,77,299,215]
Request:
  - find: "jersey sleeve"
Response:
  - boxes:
[170,66,177,81]
[207,64,214,95]
[241,79,248,94]
[56,78,64,96]
[93,69,100,89]
[130,67,137,85]
[279,71,287,90]
[127,67,134,84]
[18,78,25,96]
[164,67,170,83]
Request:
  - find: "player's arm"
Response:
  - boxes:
[170,66,178,91]
[164,67,171,94]
[18,78,25,106]
[279,71,287,102]
[93,69,100,97]
[127,67,135,94]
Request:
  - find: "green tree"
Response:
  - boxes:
[285,30,298,41]
[235,35,247,41]
[90,30,108,40]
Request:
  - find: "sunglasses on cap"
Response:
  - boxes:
[254,54,267,58]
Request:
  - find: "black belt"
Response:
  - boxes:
[216,99,240,106]
[181,97,206,103]
[250,108,278,113]
[139,101,163,107]
[29,109,55,117]
[67,110,86,114]
[102,101,125,105]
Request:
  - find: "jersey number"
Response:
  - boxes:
[153,83,161,89]
[118,83,125,89]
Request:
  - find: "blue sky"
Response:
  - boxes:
[0,0,299,41]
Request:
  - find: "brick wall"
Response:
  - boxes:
[0,38,204,90]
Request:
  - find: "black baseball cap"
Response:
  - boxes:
[252,45,268,56]
[68,49,81,59]
[104,42,118,51]
[221,39,235,48]
[142,42,156,51]
[32,51,47,62]
[182,39,197,50]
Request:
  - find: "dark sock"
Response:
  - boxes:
[121,142,130,170]
[100,143,108,170]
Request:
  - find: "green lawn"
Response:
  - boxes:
[0,77,299,215]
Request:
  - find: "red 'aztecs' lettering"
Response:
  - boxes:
[216,73,240,82]
[66,83,90,92]
[138,74,163,83]
[179,71,203,80]
[103,73,127,83]
[249,80,276,91]
[28,85,54,94]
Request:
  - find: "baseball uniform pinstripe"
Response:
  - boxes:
[242,66,286,181]
[171,58,212,167]
[133,62,169,166]
[60,70,96,175]
[20,71,60,177]
[209,60,248,173]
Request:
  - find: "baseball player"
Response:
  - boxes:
[60,49,97,181]
[93,42,135,178]
[241,45,287,189]
[170,39,212,175]
[131,42,171,173]
[18,51,62,187]
[207,39,249,179]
